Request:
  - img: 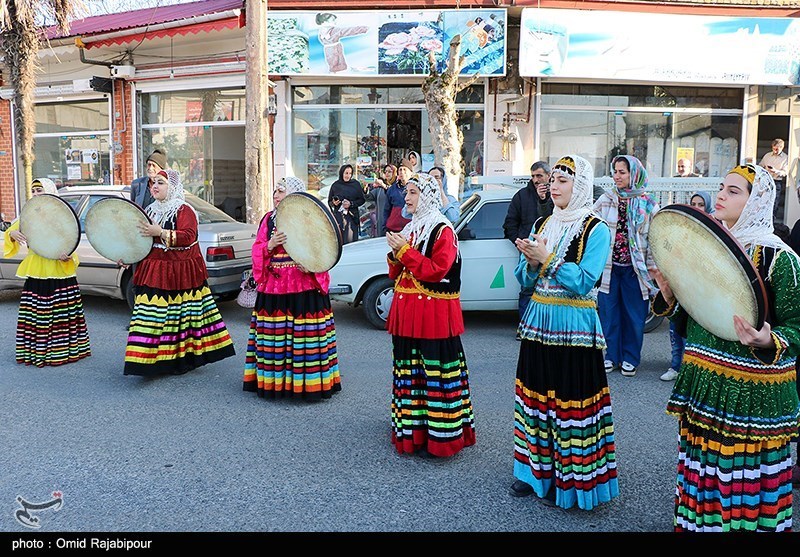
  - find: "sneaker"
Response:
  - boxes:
[604,360,616,374]
[621,362,636,377]
[660,368,679,381]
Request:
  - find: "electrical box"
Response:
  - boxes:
[110,65,135,79]
[89,76,113,93]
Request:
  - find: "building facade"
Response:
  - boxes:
[0,0,798,226]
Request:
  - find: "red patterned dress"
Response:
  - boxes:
[387,224,475,457]
[124,204,235,376]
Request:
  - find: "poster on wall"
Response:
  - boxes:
[81,149,99,164]
[268,9,507,76]
[519,8,800,85]
[67,165,82,180]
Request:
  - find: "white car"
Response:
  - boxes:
[0,185,257,308]
[328,186,665,332]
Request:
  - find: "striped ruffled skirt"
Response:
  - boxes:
[16,277,91,367]
[391,335,476,457]
[124,283,235,376]
[674,421,794,532]
[513,341,619,510]
[243,290,341,400]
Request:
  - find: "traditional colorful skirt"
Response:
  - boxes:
[124,283,235,376]
[16,277,91,367]
[391,335,476,457]
[243,289,340,400]
[513,340,619,510]
[674,420,794,532]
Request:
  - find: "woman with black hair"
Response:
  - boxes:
[328,164,366,244]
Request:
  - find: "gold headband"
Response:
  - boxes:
[727,165,756,186]
[553,156,576,176]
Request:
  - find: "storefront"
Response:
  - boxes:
[138,86,246,220]
[290,84,485,192]
[31,97,113,188]
[269,8,507,198]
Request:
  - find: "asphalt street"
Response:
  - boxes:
[0,288,796,535]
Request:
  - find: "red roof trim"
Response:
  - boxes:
[84,17,241,49]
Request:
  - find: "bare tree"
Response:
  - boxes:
[422,35,479,199]
[1,1,82,196]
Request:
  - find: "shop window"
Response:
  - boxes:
[542,84,744,110]
[31,135,111,188]
[34,100,109,133]
[140,89,245,125]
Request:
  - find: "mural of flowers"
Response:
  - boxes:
[378,22,444,75]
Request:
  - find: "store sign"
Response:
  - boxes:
[268,9,507,76]
[519,8,800,85]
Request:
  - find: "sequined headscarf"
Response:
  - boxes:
[146,169,195,227]
[538,155,594,261]
[400,172,451,255]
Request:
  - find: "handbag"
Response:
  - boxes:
[236,269,258,309]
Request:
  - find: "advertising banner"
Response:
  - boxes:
[268,9,507,76]
[519,8,800,85]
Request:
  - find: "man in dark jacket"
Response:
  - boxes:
[503,161,554,326]
[130,148,167,208]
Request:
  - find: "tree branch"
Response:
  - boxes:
[457,74,481,92]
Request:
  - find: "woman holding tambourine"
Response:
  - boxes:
[3,179,91,367]
[242,176,341,401]
[652,164,800,532]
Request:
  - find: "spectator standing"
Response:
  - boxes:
[131,148,167,209]
[503,161,555,324]
[760,138,789,223]
[384,159,413,233]
[366,164,395,237]
[328,164,366,244]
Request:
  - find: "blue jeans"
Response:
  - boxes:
[598,265,649,368]
[519,286,533,320]
[669,321,686,370]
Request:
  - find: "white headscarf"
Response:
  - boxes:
[727,164,790,252]
[145,169,196,227]
[32,178,58,195]
[400,172,452,255]
[277,176,306,194]
[538,155,595,260]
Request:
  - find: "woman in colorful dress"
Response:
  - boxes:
[4,178,91,367]
[124,169,235,376]
[593,155,659,377]
[243,177,341,400]
[652,164,800,532]
[385,172,475,458]
[509,155,618,510]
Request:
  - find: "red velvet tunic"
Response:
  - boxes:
[386,226,464,339]
[133,205,208,291]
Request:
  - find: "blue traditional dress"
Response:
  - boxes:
[512,155,620,510]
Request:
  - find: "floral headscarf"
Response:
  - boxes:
[611,155,659,292]
[400,172,451,255]
[538,155,594,261]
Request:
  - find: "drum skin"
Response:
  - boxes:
[19,194,80,260]
[275,192,343,273]
[85,198,153,264]
[648,204,767,342]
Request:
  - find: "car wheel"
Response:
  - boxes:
[362,276,394,330]
[122,271,136,310]
[644,308,664,333]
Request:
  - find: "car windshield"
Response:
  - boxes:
[184,193,236,224]
[454,194,481,229]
